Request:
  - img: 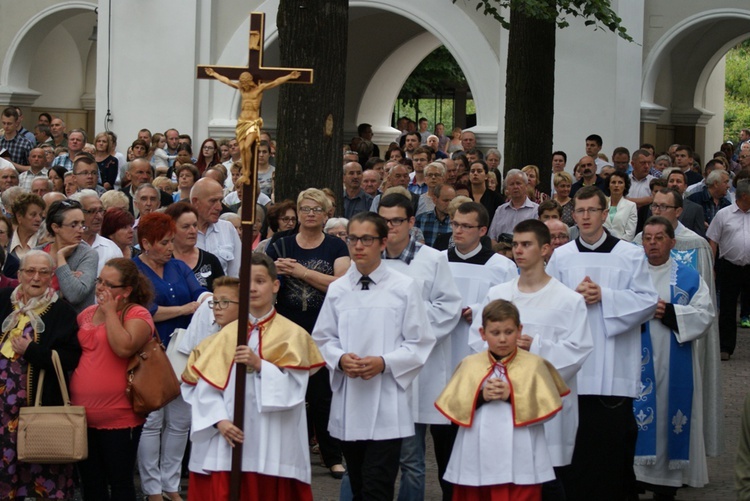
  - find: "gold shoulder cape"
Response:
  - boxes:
[182,311,325,390]
[435,349,570,427]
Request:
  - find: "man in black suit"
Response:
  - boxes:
[666,169,706,237]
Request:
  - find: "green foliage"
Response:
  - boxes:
[459,0,632,41]
[397,47,467,109]
[724,40,750,141]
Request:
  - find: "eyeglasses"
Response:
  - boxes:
[279,216,298,223]
[75,171,97,177]
[96,277,125,288]
[208,299,240,310]
[82,208,106,215]
[450,222,481,231]
[299,207,325,214]
[20,268,52,278]
[651,204,677,211]
[346,235,380,246]
[59,221,87,230]
[550,233,569,241]
[573,208,604,215]
[383,217,407,227]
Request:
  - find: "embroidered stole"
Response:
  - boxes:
[635,261,699,469]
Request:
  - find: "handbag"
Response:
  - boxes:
[124,305,181,416]
[17,350,88,464]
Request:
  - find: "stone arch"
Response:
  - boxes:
[0,1,97,106]
[205,1,500,145]
[642,8,750,120]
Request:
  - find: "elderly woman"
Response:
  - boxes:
[134,212,209,501]
[63,172,78,197]
[324,217,349,241]
[553,171,575,227]
[415,162,446,216]
[70,258,155,500]
[265,188,351,478]
[9,193,45,260]
[603,170,637,241]
[40,200,98,313]
[100,189,130,212]
[101,207,137,259]
[0,250,81,500]
[485,148,502,172]
[165,202,225,291]
[173,163,200,202]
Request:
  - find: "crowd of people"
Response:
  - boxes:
[0,104,749,500]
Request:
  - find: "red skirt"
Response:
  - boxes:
[453,483,542,501]
[188,471,313,501]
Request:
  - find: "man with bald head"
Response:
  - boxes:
[545,218,570,252]
[369,163,420,214]
[191,178,241,277]
[343,161,372,218]
[30,177,52,198]
[362,169,381,198]
[18,147,48,191]
[570,156,609,198]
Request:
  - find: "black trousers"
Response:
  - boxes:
[307,367,343,467]
[717,259,750,354]
[78,426,143,501]
[341,438,402,501]
[560,395,637,501]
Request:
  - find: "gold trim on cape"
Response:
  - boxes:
[182,311,324,389]
[435,349,570,427]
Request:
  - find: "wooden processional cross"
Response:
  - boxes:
[197,12,313,501]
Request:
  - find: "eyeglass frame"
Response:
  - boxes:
[208,299,240,310]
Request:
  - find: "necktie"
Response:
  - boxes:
[359,275,372,290]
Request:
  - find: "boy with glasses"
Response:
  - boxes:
[312,211,436,500]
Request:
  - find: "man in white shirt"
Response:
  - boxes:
[377,194,462,501]
[470,219,593,499]
[546,186,658,500]
[628,149,655,206]
[70,189,123,274]
[312,211,435,500]
[191,178,241,277]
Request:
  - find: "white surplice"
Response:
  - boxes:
[383,245,462,424]
[546,238,658,398]
[634,259,714,488]
[181,328,312,483]
[446,254,518,370]
[444,366,555,487]
[312,262,436,440]
[468,277,593,466]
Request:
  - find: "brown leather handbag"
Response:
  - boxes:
[123,306,181,416]
[17,350,88,463]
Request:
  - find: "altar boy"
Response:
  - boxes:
[436,299,569,500]
[312,212,436,500]
[181,254,325,501]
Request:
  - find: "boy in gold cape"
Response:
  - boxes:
[435,299,569,500]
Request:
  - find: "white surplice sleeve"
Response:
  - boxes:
[673,277,715,344]
[254,360,308,413]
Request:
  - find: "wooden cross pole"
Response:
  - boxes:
[197,12,313,501]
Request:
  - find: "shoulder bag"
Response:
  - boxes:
[17,350,88,463]
[123,305,181,416]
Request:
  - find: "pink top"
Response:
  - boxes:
[70,304,155,429]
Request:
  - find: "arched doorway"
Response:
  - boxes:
[641,8,750,159]
[0,1,97,132]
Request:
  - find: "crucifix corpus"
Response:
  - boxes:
[196,11,313,501]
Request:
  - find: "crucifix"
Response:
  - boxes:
[197,12,313,501]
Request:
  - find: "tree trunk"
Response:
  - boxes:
[276,0,348,205]
[503,2,556,195]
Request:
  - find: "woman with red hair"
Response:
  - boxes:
[101,208,137,258]
[133,211,210,501]
[195,138,221,175]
